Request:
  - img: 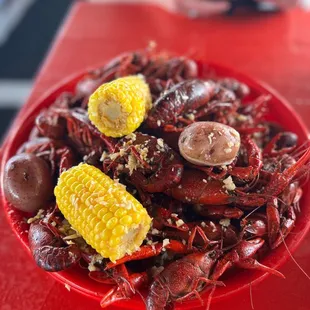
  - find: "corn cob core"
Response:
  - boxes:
[54,163,152,262]
[88,75,152,138]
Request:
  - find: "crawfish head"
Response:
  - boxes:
[217,78,250,99]
[146,250,222,310]
[262,154,296,178]
[143,56,198,82]
[103,132,184,193]
[17,137,76,175]
[35,91,89,140]
[35,108,67,140]
[262,147,310,198]
[241,213,268,239]
[28,221,81,272]
[57,108,116,163]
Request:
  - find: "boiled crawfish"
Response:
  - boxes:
[169,145,310,208]
[102,132,184,194]
[28,221,81,272]
[146,238,284,310]
[146,79,238,132]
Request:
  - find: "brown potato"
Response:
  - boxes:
[178,121,240,166]
[3,153,53,213]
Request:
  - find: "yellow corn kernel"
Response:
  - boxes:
[109,237,121,247]
[132,213,142,224]
[120,215,133,226]
[75,184,84,193]
[54,163,152,262]
[101,229,111,241]
[88,75,152,138]
[103,212,113,223]
[97,208,108,219]
[115,208,127,218]
[106,217,118,230]
[112,225,125,236]
[90,217,100,228]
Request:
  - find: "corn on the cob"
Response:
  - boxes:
[88,75,152,138]
[54,163,152,262]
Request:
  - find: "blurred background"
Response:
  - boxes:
[0,0,72,140]
[0,0,309,141]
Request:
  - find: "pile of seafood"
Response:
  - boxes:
[3,48,309,310]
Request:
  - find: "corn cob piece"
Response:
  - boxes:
[54,163,152,262]
[88,75,152,138]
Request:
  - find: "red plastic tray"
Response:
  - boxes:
[1,60,310,309]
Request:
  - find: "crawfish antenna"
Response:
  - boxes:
[281,139,310,163]
[243,206,262,221]
[205,284,216,310]
[249,282,255,310]
[135,289,147,310]
[280,230,310,281]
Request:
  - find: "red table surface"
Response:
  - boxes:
[1,3,310,310]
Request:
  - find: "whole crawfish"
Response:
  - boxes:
[28,221,81,272]
[169,142,310,208]
[102,132,184,194]
[146,79,238,132]
[146,238,284,310]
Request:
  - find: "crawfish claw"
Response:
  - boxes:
[211,238,284,280]
[100,286,132,309]
[237,258,285,279]
[100,271,148,308]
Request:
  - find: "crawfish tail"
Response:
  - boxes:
[32,244,81,272]
[28,222,81,272]
[146,79,215,128]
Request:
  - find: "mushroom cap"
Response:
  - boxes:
[178,121,241,167]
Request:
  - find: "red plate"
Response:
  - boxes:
[1,59,309,309]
